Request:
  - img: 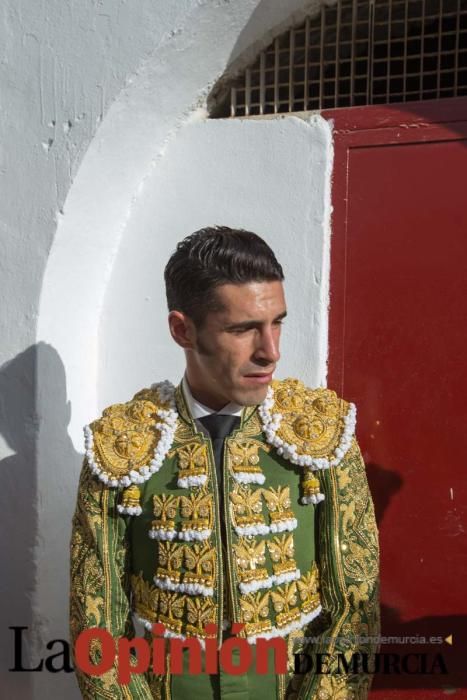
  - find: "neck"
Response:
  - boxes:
[184,372,229,412]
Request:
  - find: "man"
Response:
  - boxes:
[70,226,380,699]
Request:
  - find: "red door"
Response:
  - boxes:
[325,97,467,699]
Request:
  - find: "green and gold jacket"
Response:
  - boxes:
[70,376,380,700]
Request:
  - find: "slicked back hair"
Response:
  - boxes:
[164,226,284,329]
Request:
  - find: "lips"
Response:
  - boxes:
[243,372,274,384]
[244,371,274,377]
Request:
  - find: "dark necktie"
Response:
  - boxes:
[198,413,241,484]
[198,413,241,629]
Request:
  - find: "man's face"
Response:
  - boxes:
[172,280,286,409]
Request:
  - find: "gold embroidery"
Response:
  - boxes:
[226,438,266,478]
[238,591,272,637]
[241,410,263,437]
[270,582,300,629]
[266,533,298,578]
[338,443,379,584]
[70,463,141,698]
[120,484,142,511]
[147,671,164,700]
[270,378,349,459]
[262,485,296,527]
[297,562,320,614]
[315,674,360,699]
[158,591,186,635]
[286,628,308,674]
[186,596,217,637]
[155,542,185,585]
[233,538,269,585]
[92,398,161,478]
[175,441,208,483]
[152,494,180,534]
[131,571,159,621]
[179,489,213,534]
[183,542,216,589]
[172,419,196,445]
[70,478,104,632]
[301,469,321,499]
[229,483,265,530]
[302,437,380,700]
[144,626,171,700]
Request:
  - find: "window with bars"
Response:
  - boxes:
[208,0,467,117]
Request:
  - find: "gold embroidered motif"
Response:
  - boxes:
[297,562,320,615]
[338,442,379,584]
[262,485,296,527]
[239,590,272,637]
[70,467,105,644]
[183,542,216,589]
[226,438,266,478]
[266,533,298,578]
[175,441,208,483]
[158,591,186,634]
[131,571,159,621]
[270,582,300,629]
[155,542,185,585]
[70,463,146,698]
[152,494,180,534]
[91,399,161,478]
[300,437,380,700]
[179,489,213,534]
[316,674,360,699]
[229,483,265,530]
[186,596,217,637]
[271,378,348,459]
[301,470,321,498]
[120,484,142,511]
[147,671,164,700]
[233,538,269,585]
[239,410,263,438]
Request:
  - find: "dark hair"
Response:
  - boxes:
[164,225,284,328]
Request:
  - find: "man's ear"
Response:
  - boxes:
[167,311,196,349]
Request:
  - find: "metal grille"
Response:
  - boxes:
[208,0,467,117]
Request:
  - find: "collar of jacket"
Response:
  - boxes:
[174,377,259,436]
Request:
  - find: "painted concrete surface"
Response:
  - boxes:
[98,115,333,409]
[0,1,332,697]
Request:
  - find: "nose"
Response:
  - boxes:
[253,326,281,365]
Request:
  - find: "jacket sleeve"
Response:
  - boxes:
[298,436,381,700]
[69,459,153,699]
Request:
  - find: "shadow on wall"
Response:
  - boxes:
[0,343,81,697]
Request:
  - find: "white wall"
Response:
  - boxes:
[98,115,333,409]
[0,1,332,697]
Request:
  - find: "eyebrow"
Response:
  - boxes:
[224,310,287,331]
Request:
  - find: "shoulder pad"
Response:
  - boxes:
[260,377,356,470]
[83,381,178,487]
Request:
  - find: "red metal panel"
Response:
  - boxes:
[325,98,467,699]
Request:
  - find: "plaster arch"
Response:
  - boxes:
[37,0,324,447]
[34,1,329,698]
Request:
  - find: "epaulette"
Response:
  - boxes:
[258,377,356,504]
[83,381,178,512]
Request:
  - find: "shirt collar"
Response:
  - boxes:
[182,373,244,419]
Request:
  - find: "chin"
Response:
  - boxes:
[235,383,270,407]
